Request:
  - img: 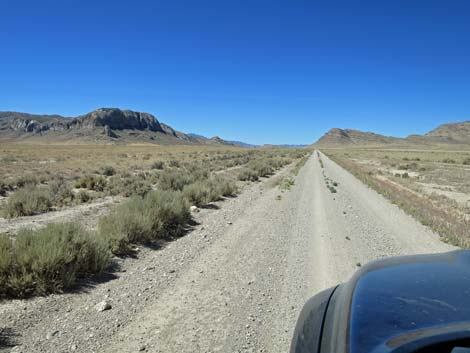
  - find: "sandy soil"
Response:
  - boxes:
[0,152,455,353]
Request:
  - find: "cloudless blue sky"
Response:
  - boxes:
[1,0,470,144]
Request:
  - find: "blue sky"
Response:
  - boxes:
[1,0,470,144]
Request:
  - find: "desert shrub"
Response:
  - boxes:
[1,156,17,163]
[402,172,409,178]
[184,164,210,180]
[15,175,40,188]
[238,168,259,181]
[267,157,287,169]
[158,170,194,191]
[183,181,214,207]
[462,158,470,165]
[99,190,190,255]
[102,166,116,176]
[48,179,74,206]
[142,191,189,239]
[76,190,90,203]
[442,158,456,164]
[151,160,165,170]
[0,234,13,298]
[3,185,52,218]
[279,177,295,191]
[213,177,238,197]
[168,159,180,168]
[105,176,151,197]
[248,160,274,177]
[397,165,408,170]
[0,223,110,298]
[99,197,152,255]
[75,175,107,191]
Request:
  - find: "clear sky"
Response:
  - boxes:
[1,1,470,145]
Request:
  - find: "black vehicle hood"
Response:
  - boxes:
[349,251,470,353]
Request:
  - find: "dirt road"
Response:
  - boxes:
[1,152,455,353]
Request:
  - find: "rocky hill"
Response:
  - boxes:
[423,121,470,144]
[313,121,470,147]
[314,128,402,146]
[0,108,234,145]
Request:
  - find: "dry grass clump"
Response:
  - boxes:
[279,177,295,191]
[182,181,218,207]
[156,163,237,207]
[2,177,79,217]
[105,174,152,197]
[98,190,191,255]
[248,160,274,177]
[237,168,259,181]
[3,185,53,218]
[14,174,42,188]
[74,175,107,191]
[101,166,116,176]
[157,170,197,191]
[151,160,165,170]
[236,153,302,181]
[0,223,110,299]
[182,177,238,207]
[48,178,75,207]
[442,158,456,164]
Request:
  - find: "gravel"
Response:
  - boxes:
[0,154,455,353]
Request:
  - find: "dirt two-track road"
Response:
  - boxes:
[2,152,455,353]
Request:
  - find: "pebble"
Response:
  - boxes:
[95,301,112,312]
[46,330,59,340]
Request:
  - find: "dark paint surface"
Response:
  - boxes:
[350,252,470,353]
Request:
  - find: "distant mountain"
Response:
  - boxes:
[0,108,233,145]
[226,140,258,148]
[312,121,470,147]
[314,128,401,146]
[278,144,308,148]
[188,133,257,148]
[423,121,470,144]
[187,133,208,140]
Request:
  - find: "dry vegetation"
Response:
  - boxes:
[0,143,307,299]
[323,148,470,247]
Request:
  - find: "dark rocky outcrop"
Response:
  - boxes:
[1,108,164,134]
[73,108,164,132]
[0,108,234,145]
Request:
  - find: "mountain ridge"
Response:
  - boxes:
[312,121,470,146]
[0,108,233,146]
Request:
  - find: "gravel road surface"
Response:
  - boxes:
[0,152,455,353]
